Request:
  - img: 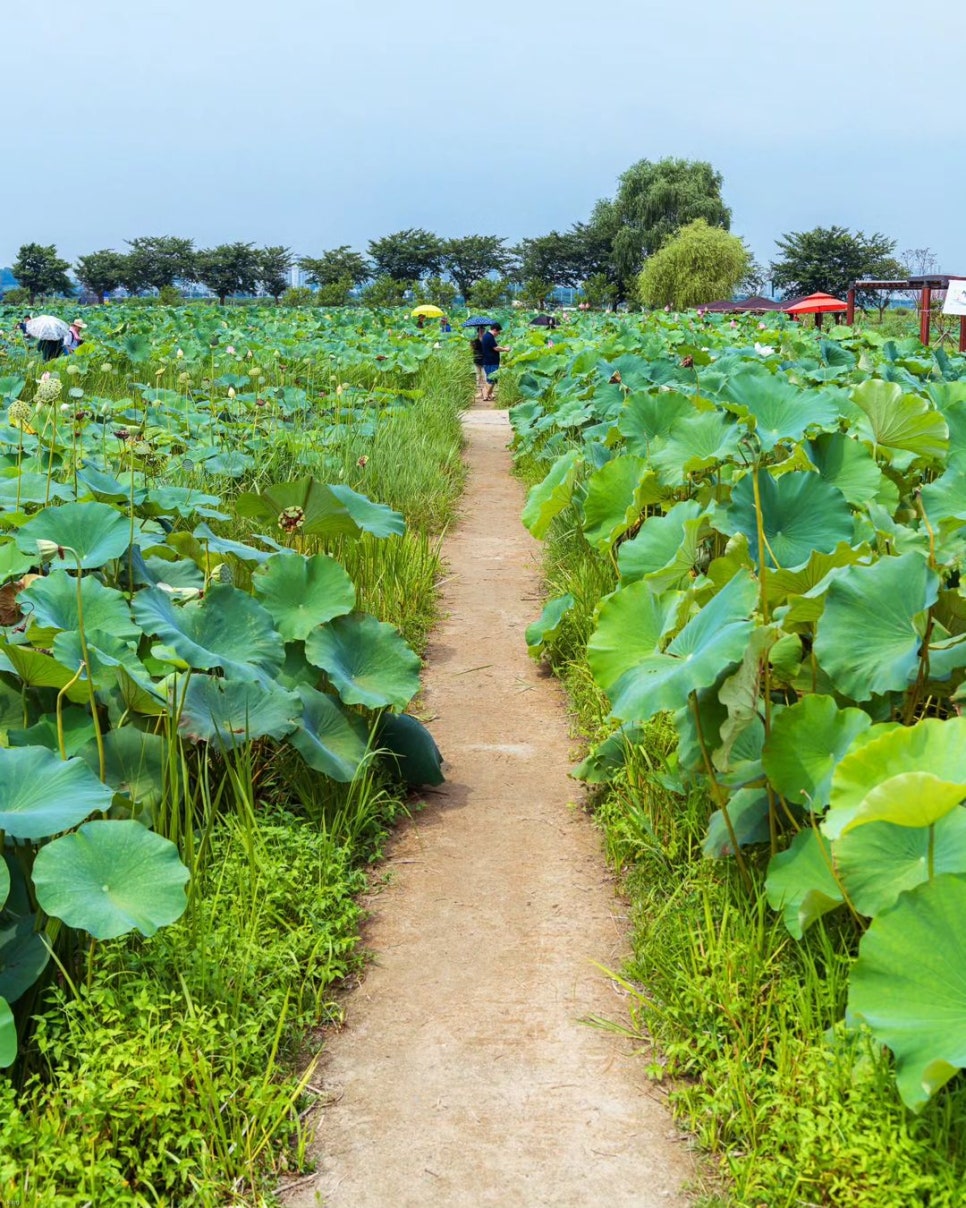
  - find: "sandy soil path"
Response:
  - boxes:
[282,403,695,1208]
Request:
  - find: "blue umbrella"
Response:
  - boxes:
[462,316,496,328]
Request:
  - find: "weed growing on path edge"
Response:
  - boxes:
[527,508,966,1208]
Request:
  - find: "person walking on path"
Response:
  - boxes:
[480,322,509,401]
[469,331,487,397]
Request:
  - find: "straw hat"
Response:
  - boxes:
[70,318,87,329]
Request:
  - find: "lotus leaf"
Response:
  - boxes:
[703,788,770,859]
[618,390,694,454]
[851,379,948,460]
[762,695,872,812]
[617,500,708,590]
[525,593,575,656]
[721,365,839,451]
[32,820,189,940]
[79,728,167,814]
[0,747,114,840]
[305,613,421,710]
[571,724,645,784]
[133,583,284,685]
[0,916,50,1003]
[0,999,14,1068]
[824,718,966,838]
[178,676,300,749]
[649,411,744,485]
[720,471,853,571]
[0,642,90,703]
[587,584,682,694]
[813,552,937,701]
[848,873,966,1110]
[19,571,141,643]
[606,571,758,724]
[835,809,966,918]
[521,450,581,539]
[16,502,131,570]
[805,433,883,506]
[287,686,370,782]
[376,712,445,787]
[254,552,356,641]
[581,456,662,552]
[765,828,844,939]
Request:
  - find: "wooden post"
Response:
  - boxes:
[960,315,966,354]
[920,286,932,345]
[846,288,856,325]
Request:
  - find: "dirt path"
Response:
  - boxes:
[282,403,695,1207]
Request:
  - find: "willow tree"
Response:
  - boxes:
[638,219,750,310]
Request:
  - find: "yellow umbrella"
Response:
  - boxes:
[411,304,445,318]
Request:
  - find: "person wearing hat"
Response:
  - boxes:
[63,317,87,355]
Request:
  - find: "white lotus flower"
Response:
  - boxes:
[755,342,776,357]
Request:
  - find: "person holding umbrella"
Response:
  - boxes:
[480,322,508,402]
[24,314,71,362]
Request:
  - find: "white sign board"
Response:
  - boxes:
[942,279,966,316]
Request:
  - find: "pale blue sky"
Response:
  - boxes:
[4,0,964,276]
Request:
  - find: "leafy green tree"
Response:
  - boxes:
[315,279,356,306]
[580,272,617,310]
[441,235,512,299]
[12,243,73,302]
[194,242,261,304]
[770,226,905,308]
[588,158,731,300]
[300,246,370,289]
[360,276,410,308]
[739,258,768,298]
[514,231,581,289]
[75,249,128,303]
[257,246,293,302]
[368,229,442,281]
[416,277,458,309]
[280,286,316,307]
[467,277,511,310]
[123,236,196,293]
[638,219,750,310]
[519,279,554,309]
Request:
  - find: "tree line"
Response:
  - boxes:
[4,157,923,310]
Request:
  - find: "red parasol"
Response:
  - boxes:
[783,292,848,315]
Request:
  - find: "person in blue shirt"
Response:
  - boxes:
[480,323,508,401]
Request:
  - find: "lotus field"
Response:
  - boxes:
[511,310,966,1112]
[0,304,456,1075]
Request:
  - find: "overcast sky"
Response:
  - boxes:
[4,0,964,276]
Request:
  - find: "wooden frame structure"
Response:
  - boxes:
[845,275,966,351]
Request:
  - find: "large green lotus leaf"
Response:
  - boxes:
[0,474,74,507]
[0,541,35,584]
[765,828,844,939]
[713,626,775,774]
[32,820,189,940]
[376,711,445,788]
[813,552,937,701]
[178,676,300,749]
[805,433,883,506]
[7,710,95,757]
[703,788,771,858]
[606,572,759,723]
[52,628,148,692]
[0,856,8,908]
[921,469,966,524]
[587,584,683,694]
[18,571,141,644]
[851,379,948,460]
[581,456,662,551]
[254,552,355,641]
[649,412,744,485]
[571,724,645,784]
[848,873,966,1110]
[824,718,966,839]
[720,471,852,571]
[617,501,708,589]
[618,390,694,454]
[835,809,966,918]
[320,484,405,539]
[721,365,840,451]
[0,998,14,1069]
[0,642,89,703]
[174,525,274,566]
[287,686,370,782]
[133,583,283,685]
[525,593,575,656]
[0,747,113,840]
[15,502,131,570]
[762,695,872,811]
[765,541,867,613]
[305,613,421,710]
[0,915,50,1004]
[521,450,582,539]
[79,728,166,814]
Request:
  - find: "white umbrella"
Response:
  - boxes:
[24,315,69,340]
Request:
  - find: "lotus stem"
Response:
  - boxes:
[691,691,752,891]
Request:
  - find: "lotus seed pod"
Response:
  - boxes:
[210,562,233,585]
[7,400,31,428]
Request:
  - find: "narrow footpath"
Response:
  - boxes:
[283,402,695,1207]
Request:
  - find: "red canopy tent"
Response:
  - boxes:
[783,292,849,327]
